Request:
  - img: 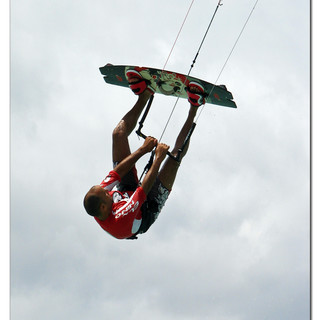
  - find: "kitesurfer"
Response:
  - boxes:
[83,70,206,239]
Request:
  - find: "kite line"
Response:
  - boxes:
[137,0,259,180]
[159,0,223,142]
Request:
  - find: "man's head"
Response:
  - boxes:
[83,186,112,220]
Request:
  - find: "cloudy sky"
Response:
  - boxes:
[10,0,311,319]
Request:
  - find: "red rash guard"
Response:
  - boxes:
[94,171,146,239]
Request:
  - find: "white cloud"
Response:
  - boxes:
[10,0,310,319]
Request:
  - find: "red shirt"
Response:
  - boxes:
[94,171,147,239]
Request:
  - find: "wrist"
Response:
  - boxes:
[152,157,164,168]
[138,146,149,155]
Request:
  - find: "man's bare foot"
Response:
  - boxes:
[189,85,202,93]
[128,77,140,84]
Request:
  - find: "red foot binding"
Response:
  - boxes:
[126,70,155,95]
[186,81,206,107]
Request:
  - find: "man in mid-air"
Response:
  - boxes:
[84,70,206,239]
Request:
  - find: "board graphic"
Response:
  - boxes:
[99,64,237,108]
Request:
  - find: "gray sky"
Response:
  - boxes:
[10,1,310,319]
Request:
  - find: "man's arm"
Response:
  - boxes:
[113,137,157,179]
[141,143,169,195]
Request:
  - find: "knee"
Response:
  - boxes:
[171,145,188,161]
[112,120,128,140]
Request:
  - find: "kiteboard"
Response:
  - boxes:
[99,64,237,108]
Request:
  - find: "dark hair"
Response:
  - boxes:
[83,193,102,217]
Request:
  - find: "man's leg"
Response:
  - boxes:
[136,104,197,235]
[112,90,152,163]
[158,105,198,190]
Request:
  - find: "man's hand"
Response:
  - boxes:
[141,136,158,153]
[114,136,157,179]
[155,143,170,162]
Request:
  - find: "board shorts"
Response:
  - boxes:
[113,162,170,238]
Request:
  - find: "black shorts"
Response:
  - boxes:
[138,178,170,234]
[113,163,170,238]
